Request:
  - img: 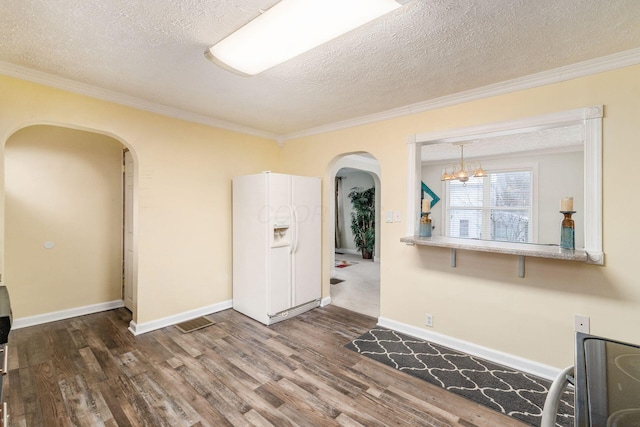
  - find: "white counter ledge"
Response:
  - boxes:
[400,235,590,277]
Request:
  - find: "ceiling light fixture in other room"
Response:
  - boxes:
[441,143,487,185]
[205,0,409,76]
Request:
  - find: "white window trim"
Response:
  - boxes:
[406,105,603,265]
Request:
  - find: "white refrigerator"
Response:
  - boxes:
[232,172,321,325]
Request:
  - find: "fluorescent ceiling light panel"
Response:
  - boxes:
[206,0,406,76]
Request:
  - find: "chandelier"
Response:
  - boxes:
[440,143,487,184]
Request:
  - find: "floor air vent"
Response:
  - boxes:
[175,317,214,333]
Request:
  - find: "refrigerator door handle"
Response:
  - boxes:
[290,205,299,254]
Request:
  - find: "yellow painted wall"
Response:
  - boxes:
[2,63,639,369]
[5,125,124,317]
[280,65,640,368]
[0,75,280,324]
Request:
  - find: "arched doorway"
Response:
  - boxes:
[4,124,138,325]
[328,153,381,318]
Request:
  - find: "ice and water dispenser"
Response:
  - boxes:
[272,222,291,247]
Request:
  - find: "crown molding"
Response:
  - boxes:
[281,47,640,142]
[0,61,278,141]
[3,47,640,145]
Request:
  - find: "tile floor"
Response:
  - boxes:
[330,252,380,318]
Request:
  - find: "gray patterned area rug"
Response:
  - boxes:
[346,328,574,427]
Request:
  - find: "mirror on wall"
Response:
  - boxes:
[407,106,603,264]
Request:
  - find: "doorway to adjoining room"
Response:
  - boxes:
[329,153,380,318]
[4,124,137,324]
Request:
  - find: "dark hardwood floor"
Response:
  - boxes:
[5,305,526,426]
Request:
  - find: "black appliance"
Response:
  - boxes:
[0,286,11,426]
[575,332,640,426]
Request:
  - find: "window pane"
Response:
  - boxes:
[449,178,483,207]
[491,171,531,208]
[449,209,482,239]
[447,170,533,243]
[491,209,530,242]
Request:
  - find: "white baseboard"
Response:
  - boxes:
[128,299,233,336]
[13,299,125,329]
[377,317,561,381]
[14,299,558,380]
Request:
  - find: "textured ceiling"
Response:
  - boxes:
[2,0,640,137]
[421,124,583,163]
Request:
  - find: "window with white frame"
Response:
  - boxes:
[445,168,533,243]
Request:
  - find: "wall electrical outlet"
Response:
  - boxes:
[425,313,433,327]
[575,314,590,333]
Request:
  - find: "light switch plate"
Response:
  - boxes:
[394,211,402,222]
[385,211,393,223]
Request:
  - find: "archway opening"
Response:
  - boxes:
[328,153,380,318]
[4,124,136,325]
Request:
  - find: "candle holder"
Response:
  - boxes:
[419,212,432,237]
[560,211,575,250]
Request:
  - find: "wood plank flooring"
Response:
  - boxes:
[4,305,527,426]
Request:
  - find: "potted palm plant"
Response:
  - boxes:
[348,187,375,259]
